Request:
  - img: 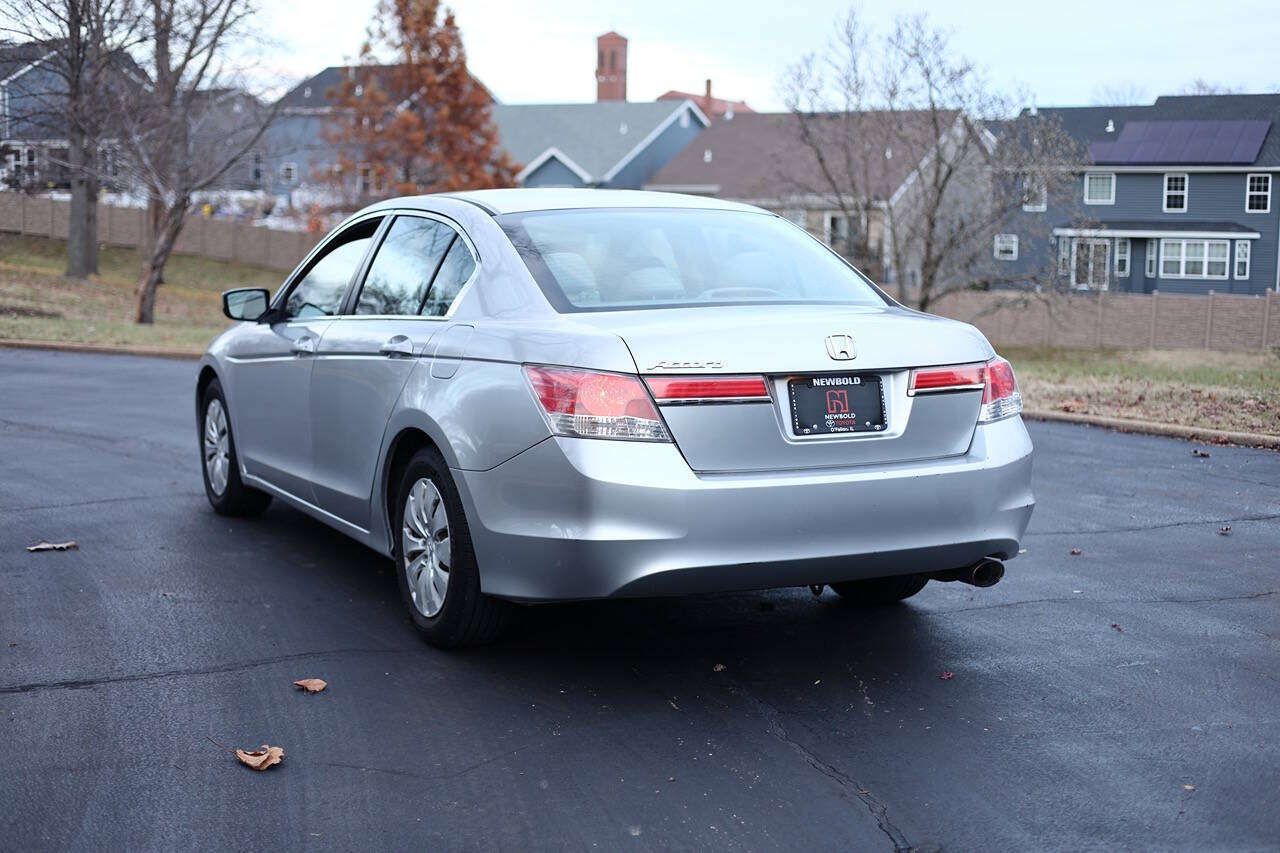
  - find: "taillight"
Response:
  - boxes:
[980,356,1022,423]
[645,375,770,404]
[524,365,670,441]
[908,363,985,395]
[908,356,1022,423]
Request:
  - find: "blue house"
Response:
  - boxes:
[491,100,708,190]
[999,94,1279,295]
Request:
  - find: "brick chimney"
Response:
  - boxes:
[596,32,627,102]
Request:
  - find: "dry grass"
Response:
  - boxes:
[1006,346,1280,436]
[0,234,281,351]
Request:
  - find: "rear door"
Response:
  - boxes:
[223,216,382,499]
[309,213,479,529]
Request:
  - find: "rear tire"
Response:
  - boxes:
[391,446,512,648]
[199,379,272,517]
[830,574,928,605]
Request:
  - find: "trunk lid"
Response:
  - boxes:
[567,304,993,473]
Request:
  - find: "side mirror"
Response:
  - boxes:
[222,288,270,322]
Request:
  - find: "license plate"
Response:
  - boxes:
[787,374,885,435]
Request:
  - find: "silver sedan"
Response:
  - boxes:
[197,189,1034,647]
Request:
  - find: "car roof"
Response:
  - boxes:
[432,188,767,215]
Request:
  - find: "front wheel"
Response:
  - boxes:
[392,447,512,648]
[199,379,271,516]
[829,574,928,605]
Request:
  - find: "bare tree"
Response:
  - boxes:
[0,0,143,277]
[1178,79,1242,96]
[1090,83,1148,106]
[783,9,1086,311]
[117,0,278,324]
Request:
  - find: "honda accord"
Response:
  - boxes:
[197,189,1034,647]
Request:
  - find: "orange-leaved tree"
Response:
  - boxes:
[325,0,517,200]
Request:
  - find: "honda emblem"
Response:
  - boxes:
[824,334,856,361]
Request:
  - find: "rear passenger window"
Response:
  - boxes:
[422,238,476,316]
[355,216,455,315]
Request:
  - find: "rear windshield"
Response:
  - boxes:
[498,208,888,312]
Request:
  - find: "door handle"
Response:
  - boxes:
[379,335,415,357]
[291,335,316,355]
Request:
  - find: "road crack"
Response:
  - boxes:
[729,687,913,852]
[1027,511,1280,537]
[0,647,413,695]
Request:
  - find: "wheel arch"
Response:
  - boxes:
[375,417,454,557]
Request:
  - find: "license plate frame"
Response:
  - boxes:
[787,374,886,436]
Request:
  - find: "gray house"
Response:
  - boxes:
[491,100,707,190]
[262,66,709,201]
[998,94,1280,295]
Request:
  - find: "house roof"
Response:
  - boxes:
[276,64,494,111]
[0,42,53,84]
[440,187,760,215]
[1023,94,1280,167]
[657,90,753,119]
[491,100,707,183]
[646,110,958,203]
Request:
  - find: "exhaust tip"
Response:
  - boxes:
[969,558,1004,588]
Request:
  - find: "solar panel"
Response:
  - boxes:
[1090,120,1270,164]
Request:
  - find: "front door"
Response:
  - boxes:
[1072,238,1111,290]
[224,217,382,501]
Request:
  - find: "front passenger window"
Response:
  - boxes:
[283,218,381,320]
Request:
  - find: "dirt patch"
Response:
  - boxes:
[0,304,63,320]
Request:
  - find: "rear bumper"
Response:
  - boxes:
[456,417,1035,601]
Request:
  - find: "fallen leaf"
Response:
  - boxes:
[26,541,78,552]
[1069,548,1082,556]
[1191,449,1211,458]
[939,671,955,680]
[234,744,284,771]
[813,679,821,685]
[1183,784,1196,792]
[293,678,327,693]
[712,664,726,673]
[1110,623,1124,633]
[1218,526,1231,536]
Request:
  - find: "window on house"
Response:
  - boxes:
[1235,241,1251,279]
[782,209,806,228]
[993,234,1018,261]
[279,162,297,184]
[824,212,856,253]
[1084,172,1115,205]
[1057,237,1070,275]
[1160,238,1229,279]
[1145,238,1157,277]
[1163,174,1188,212]
[354,84,364,97]
[1022,175,1047,212]
[358,164,372,195]
[1246,173,1271,213]
[1114,237,1130,276]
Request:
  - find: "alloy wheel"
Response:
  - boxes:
[402,478,451,618]
[203,398,231,496]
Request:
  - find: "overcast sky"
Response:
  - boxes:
[261,0,1277,111]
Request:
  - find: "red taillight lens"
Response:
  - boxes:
[907,357,1022,423]
[980,356,1022,422]
[645,375,770,403]
[908,363,986,395]
[524,365,670,441]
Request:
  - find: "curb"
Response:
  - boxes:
[0,339,201,361]
[1024,408,1280,450]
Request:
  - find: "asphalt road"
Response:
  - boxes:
[1,348,1278,852]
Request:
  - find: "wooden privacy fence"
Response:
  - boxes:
[931,289,1279,353]
[0,192,319,273]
